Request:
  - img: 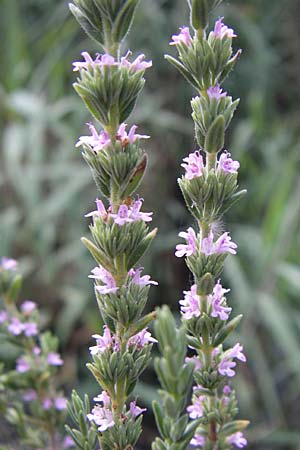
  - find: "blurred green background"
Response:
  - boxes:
[1,0,300,448]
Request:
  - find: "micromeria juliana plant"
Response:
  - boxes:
[152,1,249,449]
[0,257,72,449]
[67,1,157,449]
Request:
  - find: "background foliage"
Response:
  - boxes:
[1,0,300,448]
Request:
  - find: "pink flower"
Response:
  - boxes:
[76,123,111,153]
[170,27,192,46]
[47,352,63,366]
[181,151,204,180]
[16,357,30,373]
[85,198,108,219]
[73,52,117,71]
[20,300,36,315]
[179,284,201,320]
[110,199,152,226]
[208,281,232,321]
[116,123,150,147]
[89,326,114,355]
[120,52,152,72]
[227,432,247,448]
[128,329,157,348]
[0,311,8,324]
[54,397,67,410]
[223,385,231,395]
[90,266,118,295]
[218,151,240,174]
[129,401,147,417]
[43,398,53,410]
[187,395,206,419]
[185,356,202,371]
[0,257,18,271]
[87,392,114,432]
[201,231,237,256]
[73,51,101,71]
[228,343,246,362]
[23,322,38,337]
[63,436,75,448]
[130,54,152,71]
[23,389,38,402]
[218,344,246,377]
[175,227,197,258]
[129,199,153,223]
[190,434,206,447]
[213,18,237,39]
[7,317,24,335]
[128,268,158,286]
[207,85,227,100]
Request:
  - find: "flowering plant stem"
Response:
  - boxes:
[153,1,249,449]
[67,1,157,449]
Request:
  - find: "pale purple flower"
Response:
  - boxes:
[54,397,67,410]
[116,123,150,146]
[20,300,37,315]
[23,322,38,337]
[190,434,206,447]
[32,346,41,356]
[0,311,8,324]
[23,389,38,402]
[228,343,246,362]
[201,231,237,256]
[175,227,197,258]
[91,266,118,295]
[187,395,206,418]
[129,54,152,72]
[8,317,24,335]
[88,405,115,432]
[111,199,152,226]
[85,198,108,219]
[181,151,204,180]
[0,257,18,271]
[227,432,247,448]
[223,385,231,395]
[207,85,227,100]
[215,232,237,254]
[129,401,147,417]
[63,436,75,448]
[73,51,101,71]
[208,281,232,321]
[16,357,30,373]
[218,344,246,377]
[89,326,114,355]
[218,359,237,377]
[76,123,111,153]
[218,151,240,174]
[129,199,153,223]
[185,356,202,371]
[43,398,52,410]
[213,18,237,39]
[93,391,111,407]
[170,27,192,46]
[110,204,132,226]
[128,329,157,348]
[129,268,158,286]
[179,284,201,320]
[73,52,117,71]
[47,352,63,366]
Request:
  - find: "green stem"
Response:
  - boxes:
[207,152,217,171]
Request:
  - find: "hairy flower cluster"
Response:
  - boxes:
[85,198,153,226]
[76,122,150,153]
[175,228,237,258]
[73,51,152,73]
